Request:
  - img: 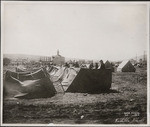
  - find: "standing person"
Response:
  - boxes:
[75,62,79,68]
[65,62,70,68]
[89,62,94,69]
[99,60,105,69]
[95,62,99,69]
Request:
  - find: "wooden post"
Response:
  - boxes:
[60,82,65,94]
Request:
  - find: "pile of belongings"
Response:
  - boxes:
[4,67,56,99]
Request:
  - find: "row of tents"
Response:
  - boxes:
[3,60,136,99]
[79,60,136,72]
[16,59,136,73]
[4,65,112,99]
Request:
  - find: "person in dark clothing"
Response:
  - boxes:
[75,62,79,67]
[89,62,94,69]
[65,62,70,68]
[95,62,99,69]
[99,60,105,69]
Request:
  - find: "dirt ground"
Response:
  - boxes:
[2,66,147,125]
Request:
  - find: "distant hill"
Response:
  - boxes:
[3,53,147,64]
[3,53,97,63]
[3,54,51,61]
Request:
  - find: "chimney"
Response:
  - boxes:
[57,49,59,55]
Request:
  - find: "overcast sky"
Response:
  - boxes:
[2,2,148,61]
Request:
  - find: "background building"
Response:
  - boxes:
[52,50,65,66]
[40,57,52,65]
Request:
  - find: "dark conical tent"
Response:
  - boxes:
[105,60,113,71]
[4,76,56,99]
[105,60,116,72]
[61,68,112,93]
[105,60,111,69]
[117,60,136,72]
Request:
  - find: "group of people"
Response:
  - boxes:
[64,60,105,69]
[89,60,105,69]
[29,59,106,70]
[64,61,79,68]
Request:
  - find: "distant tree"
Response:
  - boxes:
[3,58,11,66]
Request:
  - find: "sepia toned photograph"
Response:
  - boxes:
[1,1,149,126]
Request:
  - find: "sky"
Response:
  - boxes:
[2,2,148,61]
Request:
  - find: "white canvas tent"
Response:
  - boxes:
[117,60,136,72]
[50,67,67,82]
[61,68,80,91]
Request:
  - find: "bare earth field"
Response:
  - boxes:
[2,66,147,124]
